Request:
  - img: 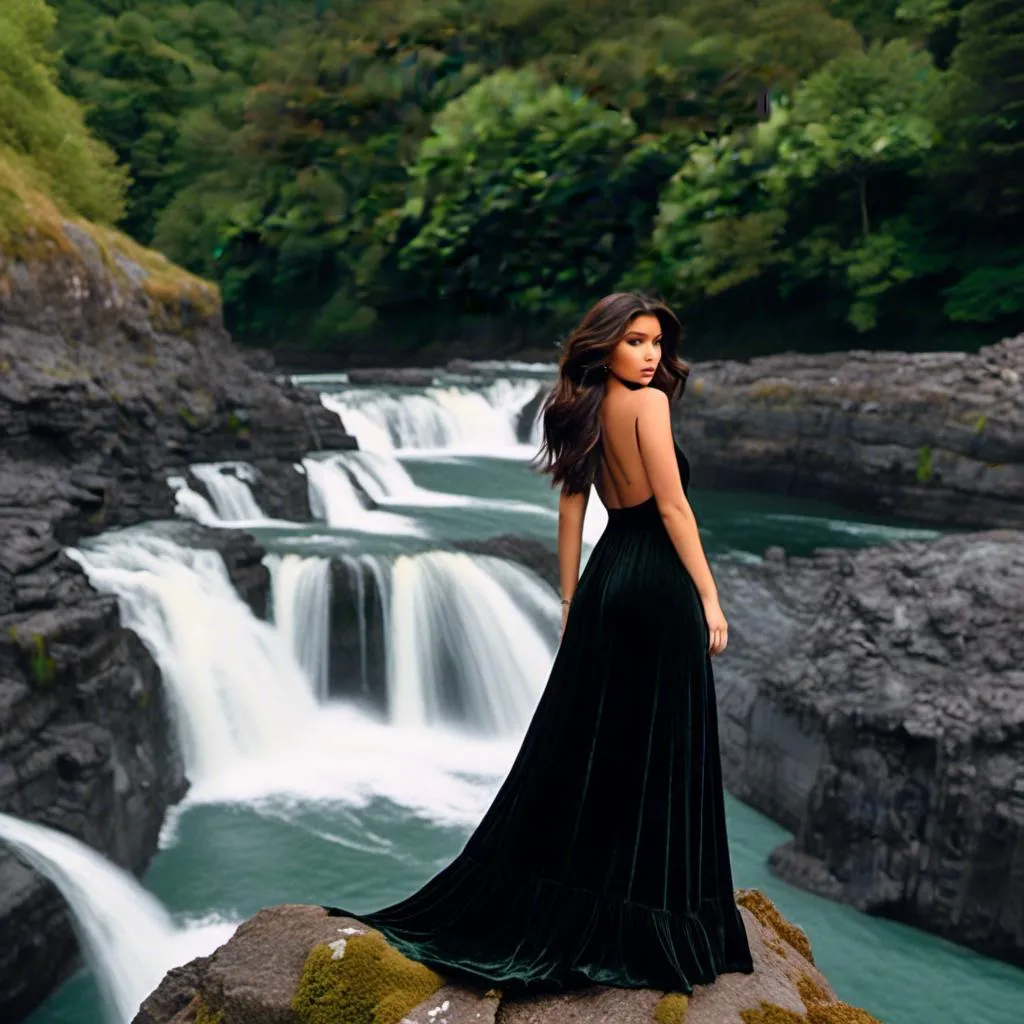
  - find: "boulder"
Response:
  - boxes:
[131,892,880,1024]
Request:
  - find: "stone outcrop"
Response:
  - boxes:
[0,523,269,1021]
[711,529,1024,967]
[674,336,1024,530]
[0,168,354,1020]
[131,892,880,1024]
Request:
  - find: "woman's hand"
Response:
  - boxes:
[702,594,728,656]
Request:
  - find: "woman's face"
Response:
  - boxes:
[607,313,662,386]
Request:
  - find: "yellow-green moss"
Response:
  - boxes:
[30,634,56,687]
[654,992,689,1023]
[740,1003,805,1024]
[806,1007,881,1024]
[0,150,221,328]
[736,889,815,965]
[796,973,831,1009]
[292,933,444,1024]
[192,996,224,1024]
[749,379,796,402]
[915,445,933,484]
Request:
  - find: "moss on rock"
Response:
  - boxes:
[0,150,220,328]
[796,973,831,1009]
[736,890,815,965]
[740,1003,806,1024]
[192,996,224,1024]
[292,932,444,1024]
[654,992,689,1023]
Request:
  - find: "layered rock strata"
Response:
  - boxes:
[712,529,1024,966]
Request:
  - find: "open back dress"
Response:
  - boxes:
[325,402,754,994]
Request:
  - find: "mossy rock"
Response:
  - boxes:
[292,931,444,1024]
[654,992,690,1023]
[192,997,224,1024]
[736,890,814,965]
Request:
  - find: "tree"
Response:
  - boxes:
[392,67,662,321]
[0,0,126,223]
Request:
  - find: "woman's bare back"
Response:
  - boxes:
[596,390,656,510]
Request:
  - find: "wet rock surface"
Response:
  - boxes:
[674,335,1024,530]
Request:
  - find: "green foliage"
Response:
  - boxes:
[0,0,126,223]
[643,39,945,331]
[916,444,934,483]
[9,0,1011,356]
[393,66,656,319]
[30,633,57,687]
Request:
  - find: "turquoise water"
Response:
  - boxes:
[25,446,1023,1024]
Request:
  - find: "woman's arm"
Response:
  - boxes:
[557,485,589,609]
[634,388,719,606]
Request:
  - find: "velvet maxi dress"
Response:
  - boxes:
[326,441,754,994]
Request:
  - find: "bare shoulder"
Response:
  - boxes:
[635,387,669,410]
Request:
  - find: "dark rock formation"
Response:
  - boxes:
[675,336,1024,530]
[131,893,880,1024]
[0,195,353,1019]
[711,529,1024,967]
[346,367,439,387]
[0,520,269,1022]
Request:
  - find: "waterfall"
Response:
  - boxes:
[66,532,319,785]
[0,813,233,1024]
[265,553,332,702]
[308,449,557,526]
[188,462,267,522]
[320,379,545,455]
[302,456,426,535]
[387,551,558,734]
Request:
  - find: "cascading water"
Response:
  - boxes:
[265,552,332,702]
[320,379,546,454]
[387,550,558,734]
[302,456,426,535]
[169,462,268,524]
[308,448,558,523]
[66,531,319,785]
[0,813,234,1024]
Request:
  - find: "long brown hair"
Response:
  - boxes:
[532,291,689,495]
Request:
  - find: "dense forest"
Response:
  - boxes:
[3,0,1022,361]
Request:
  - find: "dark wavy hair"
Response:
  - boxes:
[532,291,690,495]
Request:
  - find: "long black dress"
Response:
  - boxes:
[325,438,754,994]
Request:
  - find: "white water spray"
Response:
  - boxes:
[265,552,332,702]
[320,379,545,455]
[67,532,319,784]
[302,456,426,535]
[0,813,233,1024]
[388,550,557,734]
[190,462,267,521]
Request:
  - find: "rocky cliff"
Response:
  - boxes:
[711,530,1024,967]
[130,892,881,1024]
[673,336,1024,530]
[0,165,354,1020]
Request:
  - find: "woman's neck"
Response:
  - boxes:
[607,367,647,391]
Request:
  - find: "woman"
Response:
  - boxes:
[326,291,754,993]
